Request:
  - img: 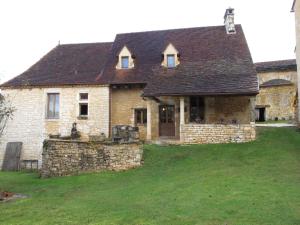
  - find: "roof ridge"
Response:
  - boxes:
[116,24,242,36]
[59,42,113,47]
[255,59,296,64]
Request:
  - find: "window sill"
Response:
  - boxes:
[77,116,88,120]
[45,118,60,121]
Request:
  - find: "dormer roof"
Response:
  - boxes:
[99,25,258,96]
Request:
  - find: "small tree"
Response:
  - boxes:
[0,94,14,137]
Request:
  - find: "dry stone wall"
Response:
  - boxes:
[41,140,143,178]
[181,123,256,144]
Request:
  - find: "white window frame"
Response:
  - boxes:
[78,92,89,118]
[167,54,176,68]
[121,56,129,69]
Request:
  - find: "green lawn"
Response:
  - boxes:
[1,128,300,225]
[256,120,293,124]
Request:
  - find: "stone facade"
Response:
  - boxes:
[181,123,256,144]
[257,70,297,85]
[111,89,254,142]
[204,96,253,124]
[0,86,110,168]
[256,85,297,120]
[256,70,297,121]
[41,139,143,178]
[294,0,300,123]
[0,84,256,170]
[111,87,147,140]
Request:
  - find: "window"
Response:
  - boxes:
[79,103,88,116]
[121,56,129,69]
[47,93,59,119]
[79,93,88,100]
[79,93,88,117]
[167,54,175,68]
[190,97,204,123]
[135,109,147,125]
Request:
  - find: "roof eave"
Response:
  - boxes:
[143,91,259,97]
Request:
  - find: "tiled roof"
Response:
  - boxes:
[255,59,297,73]
[1,42,112,87]
[98,25,258,96]
[2,25,258,96]
[260,79,293,88]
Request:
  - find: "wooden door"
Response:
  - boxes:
[159,105,175,136]
[2,142,22,171]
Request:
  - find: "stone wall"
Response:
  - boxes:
[256,70,297,121]
[257,70,297,85]
[41,139,143,178]
[204,96,253,124]
[295,0,300,123]
[111,87,147,140]
[0,86,110,168]
[256,85,297,120]
[181,123,256,144]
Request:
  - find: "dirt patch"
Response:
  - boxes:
[0,191,27,203]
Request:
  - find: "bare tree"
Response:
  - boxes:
[0,94,14,137]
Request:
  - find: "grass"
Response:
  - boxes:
[1,127,300,225]
[256,120,293,124]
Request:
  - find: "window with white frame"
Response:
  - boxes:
[79,93,88,117]
[116,46,134,69]
[167,54,176,68]
[161,43,180,68]
[121,56,129,69]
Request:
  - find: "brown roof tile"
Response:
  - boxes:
[1,42,112,87]
[260,79,293,87]
[2,25,258,97]
[98,25,258,96]
[255,59,297,73]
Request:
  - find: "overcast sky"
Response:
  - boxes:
[0,0,296,83]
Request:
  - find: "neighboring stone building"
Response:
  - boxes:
[292,0,300,123]
[255,59,297,122]
[0,8,258,168]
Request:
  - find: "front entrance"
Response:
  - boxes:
[159,105,175,136]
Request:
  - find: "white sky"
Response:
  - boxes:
[0,0,296,83]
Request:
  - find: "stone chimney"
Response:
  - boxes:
[224,8,236,34]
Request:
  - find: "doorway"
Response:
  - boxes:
[159,105,175,136]
[256,107,266,122]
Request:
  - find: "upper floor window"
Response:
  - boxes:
[167,55,175,68]
[79,93,88,118]
[161,43,180,68]
[121,56,129,69]
[116,46,134,69]
[79,93,88,100]
[47,93,59,119]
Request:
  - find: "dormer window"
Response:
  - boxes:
[121,56,129,69]
[116,46,134,69]
[167,54,175,68]
[161,43,180,68]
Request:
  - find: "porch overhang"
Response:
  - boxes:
[142,91,259,98]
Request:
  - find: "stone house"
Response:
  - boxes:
[0,9,258,167]
[292,0,300,123]
[255,59,297,122]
